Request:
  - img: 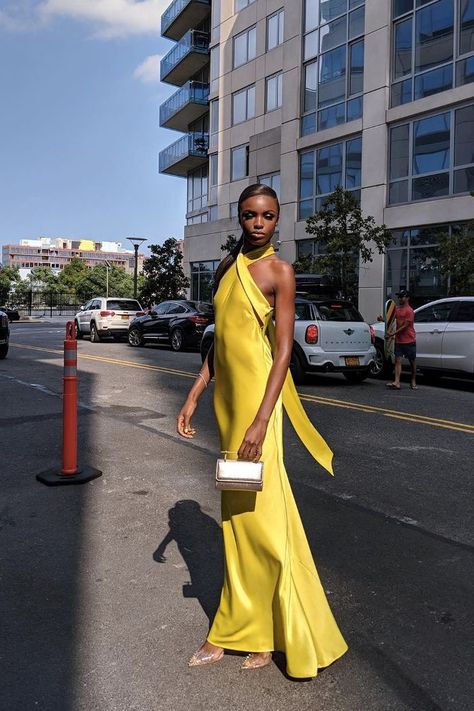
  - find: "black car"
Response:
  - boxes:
[128,300,214,351]
[0,305,20,322]
[0,309,10,358]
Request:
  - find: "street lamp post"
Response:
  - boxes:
[127,237,147,298]
[104,260,111,298]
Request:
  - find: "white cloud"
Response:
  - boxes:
[0,1,170,38]
[134,54,162,84]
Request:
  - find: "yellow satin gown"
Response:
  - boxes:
[207,242,348,678]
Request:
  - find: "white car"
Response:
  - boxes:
[371,297,474,379]
[74,297,144,342]
[201,298,376,384]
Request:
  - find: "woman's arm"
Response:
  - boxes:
[177,343,214,439]
[238,261,295,460]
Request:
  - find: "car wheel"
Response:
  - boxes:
[74,320,83,340]
[0,343,8,359]
[128,327,144,347]
[344,370,369,384]
[290,351,306,385]
[370,340,391,379]
[170,328,185,352]
[90,322,101,343]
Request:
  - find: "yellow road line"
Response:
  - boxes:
[12,342,474,435]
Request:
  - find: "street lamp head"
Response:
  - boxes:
[127,236,148,249]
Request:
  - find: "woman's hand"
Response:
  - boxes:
[238,417,268,461]
[177,398,197,439]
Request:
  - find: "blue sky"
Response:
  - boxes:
[0,0,186,252]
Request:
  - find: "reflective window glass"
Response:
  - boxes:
[389,180,409,203]
[456,56,474,85]
[317,143,343,194]
[455,104,474,166]
[266,73,283,111]
[318,101,345,129]
[452,301,474,322]
[393,0,413,18]
[304,29,319,60]
[415,0,454,73]
[412,113,450,174]
[390,124,410,179]
[349,6,365,38]
[231,145,249,180]
[394,18,412,78]
[454,167,474,192]
[412,172,450,199]
[305,0,320,31]
[460,0,474,54]
[414,64,452,98]
[318,45,346,106]
[304,61,318,111]
[300,153,315,198]
[347,95,363,119]
[320,16,347,52]
[320,0,348,24]
[267,9,284,50]
[345,137,362,187]
[349,40,364,94]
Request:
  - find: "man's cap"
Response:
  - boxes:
[396,289,410,298]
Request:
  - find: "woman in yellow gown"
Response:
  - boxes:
[177,184,348,678]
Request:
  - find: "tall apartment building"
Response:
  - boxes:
[2,238,145,280]
[158,0,474,320]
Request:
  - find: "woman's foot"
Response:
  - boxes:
[386,382,401,390]
[188,641,224,667]
[241,652,272,670]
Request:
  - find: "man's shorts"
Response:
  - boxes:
[395,342,416,361]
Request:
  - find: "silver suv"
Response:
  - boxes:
[200,298,376,384]
[74,297,144,342]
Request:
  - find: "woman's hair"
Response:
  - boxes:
[213,183,280,294]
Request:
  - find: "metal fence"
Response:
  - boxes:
[10,290,95,317]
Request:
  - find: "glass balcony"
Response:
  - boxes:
[159,132,209,176]
[161,29,210,86]
[161,0,211,41]
[160,81,209,132]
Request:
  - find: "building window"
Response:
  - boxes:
[187,166,208,214]
[209,205,219,222]
[187,212,208,225]
[209,153,218,205]
[233,25,257,68]
[267,9,284,50]
[210,98,219,149]
[299,135,362,219]
[231,144,250,180]
[191,260,220,301]
[388,101,474,204]
[210,45,220,93]
[232,84,256,124]
[258,172,281,199]
[302,0,365,136]
[236,0,256,10]
[266,73,283,112]
[391,0,474,107]
[230,202,239,218]
[384,224,465,305]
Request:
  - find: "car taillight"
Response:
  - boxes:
[135,311,145,316]
[189,315,208,324]
[369,325,375,344]
[305,324,319,344]
[100,311,115,317]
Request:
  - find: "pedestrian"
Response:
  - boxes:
[386,289,417,390]
[177,184,348,678]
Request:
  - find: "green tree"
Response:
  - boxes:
[28,266,60,292]
[58,257,90,291]
[438,224,474,295]
[0,266,21,303]
[304,186,392,301]
[76,264,136,299]
[140,238,189,306]
[221,234,238,254]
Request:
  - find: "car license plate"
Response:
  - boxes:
[345,356,360,367]
[121,315,129,320]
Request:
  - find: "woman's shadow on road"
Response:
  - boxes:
[153,500,224,624]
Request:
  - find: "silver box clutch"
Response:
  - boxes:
[215,458,263,491]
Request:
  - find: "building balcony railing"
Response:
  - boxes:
[160,29,210,86]
[160,81,209,132]
[159,132,209,176]
[161,0,211,41]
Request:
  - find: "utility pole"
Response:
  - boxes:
[127,237,147,298]
[104,260,111,298]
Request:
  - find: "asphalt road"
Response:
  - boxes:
[1,320,473,711]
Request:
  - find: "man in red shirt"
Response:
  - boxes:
[386,290,417,390]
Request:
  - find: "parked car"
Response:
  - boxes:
[0,308,10,358]
[74,297,144,342]
[0,305,20,322]
[371,297,474,379]
[200,298,376,384]
[128,300,214,352]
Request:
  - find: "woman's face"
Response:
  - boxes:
[239,194,279,248]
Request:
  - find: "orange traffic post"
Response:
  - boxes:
[36,321,102,486]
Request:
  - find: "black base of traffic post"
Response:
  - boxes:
[36,466,103,487]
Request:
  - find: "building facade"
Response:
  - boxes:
[2,237,145,280]
[158,0,474,320]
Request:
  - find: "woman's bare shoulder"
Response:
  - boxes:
[269,256,295,281]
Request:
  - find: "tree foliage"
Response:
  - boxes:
[0,266,21,303]
[140,238,189,306]
[438,224,474,296]
[304,186,392,300]
[221,234,238,254]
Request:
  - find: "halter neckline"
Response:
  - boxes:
[241,241,275,263]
